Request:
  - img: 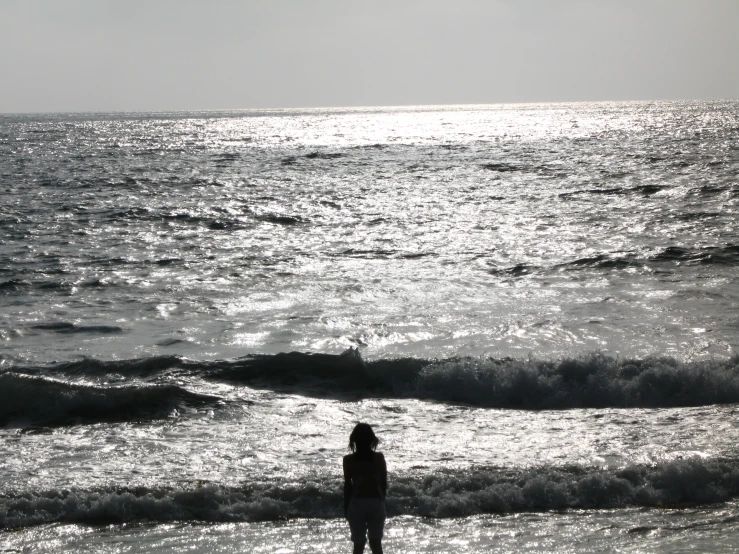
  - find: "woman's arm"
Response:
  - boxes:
[342,456,352,517]
[377,452,388,500]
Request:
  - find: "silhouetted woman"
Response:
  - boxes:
[343,423,387,554]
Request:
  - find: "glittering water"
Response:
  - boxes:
[1,101,739,552]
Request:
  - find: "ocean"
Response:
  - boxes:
[1,100,738,553]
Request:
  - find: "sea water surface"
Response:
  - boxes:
[1,101,739,552]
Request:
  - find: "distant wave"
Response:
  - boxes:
[490,244,739,276]
[3,456,739,527]
[0,279,31,293]
[24,355,184,379]
[481,162,523,172]
[10,351,739,410]
[337,249,436,260]
[0,278,119,294]
[88,205,305,230]
[30,321,124,334]
[0,373,219,427]
[652,244,739,265]
[559,184,666,198]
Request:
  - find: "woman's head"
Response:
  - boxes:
[349,423,379,453]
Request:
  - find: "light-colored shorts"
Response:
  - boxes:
[347,498,386,544]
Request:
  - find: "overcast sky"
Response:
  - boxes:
[1,0,737,113]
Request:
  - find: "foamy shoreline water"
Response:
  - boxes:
[6,506,739,554]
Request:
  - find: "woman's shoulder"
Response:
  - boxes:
[343,451,384,462]
[374,451,386,468]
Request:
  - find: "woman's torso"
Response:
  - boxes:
[346,451,384,499]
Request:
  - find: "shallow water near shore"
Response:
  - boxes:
[6,504,739,554]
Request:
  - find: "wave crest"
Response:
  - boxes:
[0,373,219,427]
[3,457,739,527]
[8,351,739,411]
[211,351,739,409]
[412,354,739,408]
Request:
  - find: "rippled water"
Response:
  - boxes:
[1,101,739,552]
[2,101,738,364]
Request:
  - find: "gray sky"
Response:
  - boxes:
[1,0,737,113]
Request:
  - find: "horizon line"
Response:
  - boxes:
[2,97,737,117]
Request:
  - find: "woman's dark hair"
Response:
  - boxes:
[349,423,379,453]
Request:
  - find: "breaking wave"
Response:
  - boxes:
[0,373,219,427]
[207,350,739,409]
[3,457,739,527]
[491,244,739,276]
[14,355,184,380]
[7,351,739,410]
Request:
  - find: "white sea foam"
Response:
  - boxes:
[3,457,739,527]
[210,351,739,409]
